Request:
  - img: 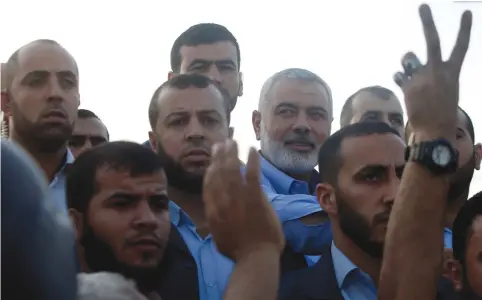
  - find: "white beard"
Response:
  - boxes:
[259,121,319,173]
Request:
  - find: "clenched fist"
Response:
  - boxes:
[394,4,472,140]
[202,140,285,262]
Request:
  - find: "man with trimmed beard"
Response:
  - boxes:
[2,39,79,213]
[147,73,334,300]
[168,23,243,113]
[251,68,334,265]
[279,122,455,300]
[67,140,286,300]
[141,23,242,146]
[67,141,170,300]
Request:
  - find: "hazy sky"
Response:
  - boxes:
[1,0,481,195]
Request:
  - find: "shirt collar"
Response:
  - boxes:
[53,149,75,178]
[331,242,359,289]
[259,153,319,194]
[169,201,182,226]
[259,154,295,194]
[169,201,194,227]
[65,148,75,164]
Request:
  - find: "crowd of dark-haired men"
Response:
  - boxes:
[1,4,482,300]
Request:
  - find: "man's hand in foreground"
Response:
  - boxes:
[203,140,285,262]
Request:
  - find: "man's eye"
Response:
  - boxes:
[391,118,404,126]
[170,119,188,126]
[362,115,379,122]
[363,173,382,182]
[29,77,45,86]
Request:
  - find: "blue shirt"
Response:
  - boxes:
[170,155,332,300]
[170,201,233,300]
[332,242,377,300]
[444,228,452,249]
[49,150,75,214]
[258,155,333,264]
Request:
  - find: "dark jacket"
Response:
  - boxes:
[157,224,308,300]
[157,226,199,300]
[278,246,458,300]
[155,151,318,300]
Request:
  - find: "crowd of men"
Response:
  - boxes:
[1,4,482,300]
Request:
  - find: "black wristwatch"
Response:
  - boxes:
[405,138,458,175]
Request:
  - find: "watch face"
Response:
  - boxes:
[432,145,452,167]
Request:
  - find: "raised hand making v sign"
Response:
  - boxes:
[394,4,472,142]
[379,4,473,300]
[203,140,285,300]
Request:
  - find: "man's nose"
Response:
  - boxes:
[206,66,222,83]
[185,118,205,141]
[384,175,400,205]
[45,76,65,102]
[293,113,311,134]
[133,201,158,230]
[79,139,93,152]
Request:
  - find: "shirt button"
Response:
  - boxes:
[208,283,215,287]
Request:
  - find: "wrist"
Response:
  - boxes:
[408,130,456,145]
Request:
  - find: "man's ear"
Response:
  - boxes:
[1,90,12,117]
[68,209,84,243]
[474,143,481,170]
[148,131,157,152]
[316,183,337,214]
[238,72,243,97]
[167,72,175,80]
[252,110,261,141]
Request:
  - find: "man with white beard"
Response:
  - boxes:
[251,68,334,266]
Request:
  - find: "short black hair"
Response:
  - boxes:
[340,86,397,127]
[76,109,109,140]
[148,73,231,130]
[66,141,165,214]
[170,23,240,73]
[452,191,482,266]
[318,122,400,185]
[459,107,475,142]
[77,109,99,120]
[405,106,475,143]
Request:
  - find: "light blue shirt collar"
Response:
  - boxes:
[48,148,74,187]
[48,149,75,213]
[169,201,183,226]
[331,242,359,288]
[259,154,299,194]
[169,201,196,228]
[444,227,453,249]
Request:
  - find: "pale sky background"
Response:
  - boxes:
[1,0,481,196]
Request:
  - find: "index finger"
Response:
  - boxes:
[203,143,227,219]
[419,4,442,65]
[245,147,262,194]
[448,10,472,75]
